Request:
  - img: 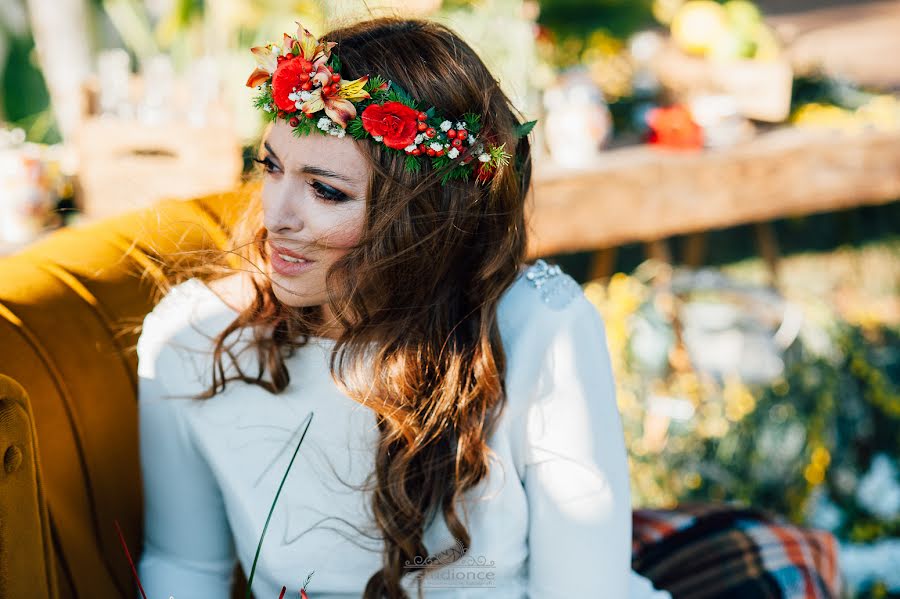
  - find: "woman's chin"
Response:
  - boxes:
[269,277,315,309]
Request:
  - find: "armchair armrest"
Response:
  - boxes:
[0,374,58,597]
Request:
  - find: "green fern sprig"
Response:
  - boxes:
[483,143,510,171]
[252,86,277,123]
[291,115,318,137]
[347,117,368,140]
[364,74,389,97]
[462,112,482,134]
[430,153,452,171]
[439,163,473,185]
[404,154,421,173]
[385,80,419,110]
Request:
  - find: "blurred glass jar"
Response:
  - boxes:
[186,56,221,127]
[0,128,61,246]
[138,54,175,125]
[688,94,755,148]
[97,48,133,119]
[542,69,612,166]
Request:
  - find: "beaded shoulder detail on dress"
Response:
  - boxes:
[523,258,583,310]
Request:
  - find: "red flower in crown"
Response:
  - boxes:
[360,101,420,149]
[271,56,313,111]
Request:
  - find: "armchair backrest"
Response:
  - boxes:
[0,183,252,598]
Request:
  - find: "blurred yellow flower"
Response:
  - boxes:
[792,96,900,133]
[724,373,757,422]
[684,472,703,489]
[804,463,826,486]
[811,446,831,468]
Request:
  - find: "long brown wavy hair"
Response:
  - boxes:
[144,15,534,598]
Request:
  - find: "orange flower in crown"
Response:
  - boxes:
[246,21,537,185]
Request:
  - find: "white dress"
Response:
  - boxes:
[136,260,672,599]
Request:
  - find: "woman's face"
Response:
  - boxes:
[259,119,370,331]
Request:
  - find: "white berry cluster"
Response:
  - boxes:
[316,115,346,138]
[288,88,313,109]
[404,120,490,169]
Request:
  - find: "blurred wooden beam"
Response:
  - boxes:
[754,222,782,287]
[682,233,708,267]
[588,247,618,281]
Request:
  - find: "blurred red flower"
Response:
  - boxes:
[646,105,704,150]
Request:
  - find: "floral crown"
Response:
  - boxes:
[246,21,537,186]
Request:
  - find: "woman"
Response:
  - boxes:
[135,16,674,598]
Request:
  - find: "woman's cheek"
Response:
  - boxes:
[319,210,366,249]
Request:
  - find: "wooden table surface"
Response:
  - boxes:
[525,126,900,257]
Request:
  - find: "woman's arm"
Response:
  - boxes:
[518,294,633,597]
[136,307,237,598]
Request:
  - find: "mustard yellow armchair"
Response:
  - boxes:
[0,185,254,599]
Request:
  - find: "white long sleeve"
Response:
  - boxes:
[136,290,238,598]
[134,271,671,599]
[512,292,671,599]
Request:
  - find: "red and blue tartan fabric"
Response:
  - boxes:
[631,501,843,599]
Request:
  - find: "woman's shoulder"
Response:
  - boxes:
[495,259,611,396]
[496,258,596,352]
[502,259,585,307]
[136,276,244,383]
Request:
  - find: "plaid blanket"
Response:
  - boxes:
[631,501,843,599]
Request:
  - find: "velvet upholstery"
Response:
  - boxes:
[0,184,256,599]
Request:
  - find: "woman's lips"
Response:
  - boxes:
[269,242,315,276]
[269,242,312,261]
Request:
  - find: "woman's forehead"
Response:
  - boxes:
[265,120,370,185]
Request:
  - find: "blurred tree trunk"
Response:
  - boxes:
[25,0,93,141]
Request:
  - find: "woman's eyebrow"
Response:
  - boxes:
[263,141,356,184]
[301,165,356,185]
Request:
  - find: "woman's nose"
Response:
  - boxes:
[264,187,305,235]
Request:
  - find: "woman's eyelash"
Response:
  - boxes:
[253,156,278,173]
[308,180,348,202]
[254,155,348,202]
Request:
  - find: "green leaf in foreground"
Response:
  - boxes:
[245,411,315,599]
